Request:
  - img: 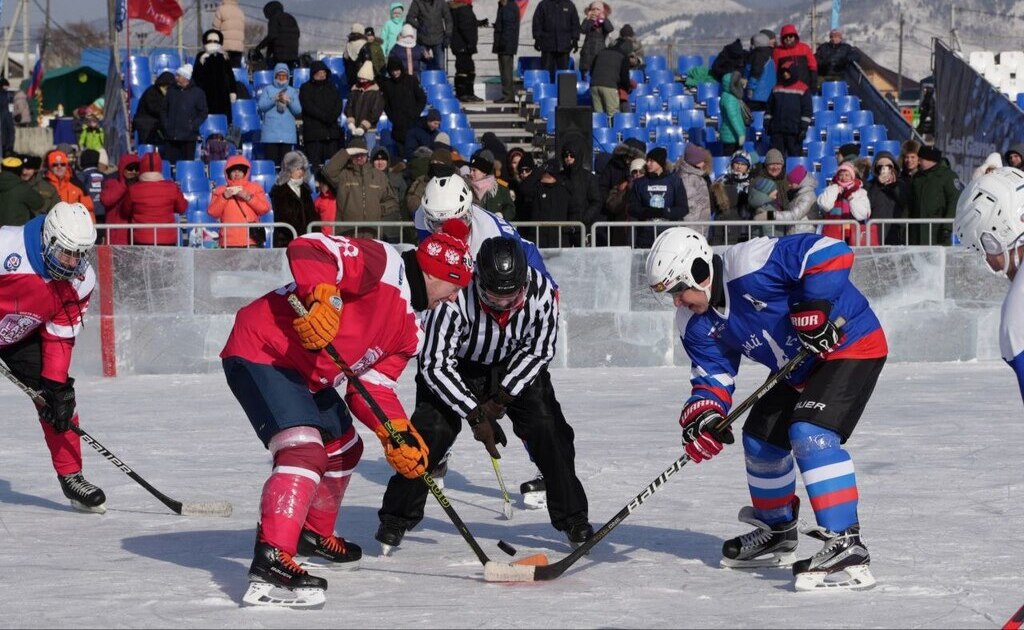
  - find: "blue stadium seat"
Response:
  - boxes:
[644,55,667,71]
[200,114,228,140]
[629,68,645,85]
[712,155,730,179]
[531,82,557,102]
[617,127,645,144]
[232,67,248,85]
[634,94,661,115]
[209,160,227,186]
[646,70,674,88]
[875,140,902,157]
[820,81,848,103]
[805,140,828,161]
[460,141,481,158]
[676,55,703,75]
[704,96,720,119]
[322,57,347,94]
[655,126,685,145]
[750,110,765,133]
[250,160,277,176]
[420,70,447,86]
[645,112,673,128]
[232,98,258,122]
[811,95,826,113]
[447,128,475,147]
[594,127,616,152]
[161,160,172,180]
[666,94,695,113]
[137,143,157,155]
[434,98,461,114]
[253,70,274,90]
[813,110,839,130]
[127,55,151,90]
[440,113,469,130]
[786,156,812,174]
[538,97,557,121]
[523,69,548,90]
[834,95,861,113]
[251,173,275,195]
[149,51,181,77]
[658,82,684,99]
[427,83,455,102]
[175,161,209,192]
[825,124,855,146]
[860,125,888,154]
[817,155,839,179]
[696,82,720,103]
[593,112,610,128]
[1018,93,1024,109]
[676,109,706,130]
[291,67,310,89]
[612,112,638,129]
[845,109,873,128]
[666,142,687,163]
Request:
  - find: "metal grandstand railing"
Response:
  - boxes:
[96,222,298,248]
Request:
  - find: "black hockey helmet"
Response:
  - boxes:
[476,236,528,312]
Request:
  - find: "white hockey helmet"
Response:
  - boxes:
[954,166,1024,276]
[645,227,714,301]
[420,175,474,233]
[42,202,97,280]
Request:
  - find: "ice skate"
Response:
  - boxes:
[296,528,362,570]
[720,506,799,569]
[793,525,874,591]
[564,514,594,549]
[519,473,546,510]
[58,472,106,514]
[243,539,327,609]
[375,522,406,557]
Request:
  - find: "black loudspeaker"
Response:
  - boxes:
[557,72,578,107]
[555,106,593,171]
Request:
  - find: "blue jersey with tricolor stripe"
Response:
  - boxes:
[1000,268,1024,404]
[678,234,888,411]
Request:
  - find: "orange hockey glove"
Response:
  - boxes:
[374,418,430,479]
[292,283,343,350]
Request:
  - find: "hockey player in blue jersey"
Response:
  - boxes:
[954,167,1024,403]
[646,227,888,591]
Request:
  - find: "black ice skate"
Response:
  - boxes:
[296,528,362,569]
[792,525,875,591]
[519,472,546,510]
[58,472,106,514]
[243,538,328,609]
[564,514,594,548]
[375,522,406,557]
[720,504,799,569]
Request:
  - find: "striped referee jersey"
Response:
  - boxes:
[418,267,559,419]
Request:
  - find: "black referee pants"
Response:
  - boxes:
[378,363,589,533]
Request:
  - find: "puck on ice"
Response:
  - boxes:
[497,540,517,556]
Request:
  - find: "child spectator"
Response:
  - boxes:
[78,116,105,152]
[818,160,874,246]
[578,2,613,80]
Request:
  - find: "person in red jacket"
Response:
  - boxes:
[124,152,188,245]
[208,155,271,247]
[772,24,817,90]
[221,219,473,608]
[99,153,141,245]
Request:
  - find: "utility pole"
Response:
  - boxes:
[897,11,904,99]
[950,3,961,52]
[811,0,817,47]
[42,0,51,67]
[22,0,29,80]
[195,0,203,49]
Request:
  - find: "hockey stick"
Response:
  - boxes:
[491,457,514,519]
[0,360,232,517]
[288,294,496,566]
[1003,603,1024,630]
[484,318,846,582]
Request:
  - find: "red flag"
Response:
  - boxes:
[127,0,183,35]
[516,0,528,20]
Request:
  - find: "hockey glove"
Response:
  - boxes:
[679,398,733,463]
[40,377,76,433]
[466,398,509,459]
[790,299,841,355]
[293,283,343,350]
[374,418,430,479]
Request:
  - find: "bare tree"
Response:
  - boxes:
[38,21,108,68]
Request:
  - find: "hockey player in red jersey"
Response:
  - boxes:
[221,220,473,608]
[0,202,105,513]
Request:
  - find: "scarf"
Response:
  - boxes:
[288,177,304,197]
[471,175,497,201]
[199,42,224,65]
[354,79,377,91]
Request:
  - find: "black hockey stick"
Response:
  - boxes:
[0,360,232,517]
[484,318,846,582]
[288,294,493,565]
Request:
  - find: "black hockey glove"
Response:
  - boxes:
[790,300,842,354]
[40,377,76,433]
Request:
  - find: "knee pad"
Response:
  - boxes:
[742,432,793,474]
[325,427,364,471]
[269,426,327,478]
[789,422,841,459]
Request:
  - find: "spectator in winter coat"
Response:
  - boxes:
[818,161,873,246]
[600,156,644,245]
[530,158,575,247]
[710,38,747,83]
[208,154,271,247]
[597,137,646,214]
[909,145,961,246]
[269,151,317,247]
[579,2,613,80]
[753,148,791,212]
[0,80,11,156]
[406,0,453,71]
[815,29,860,84]
[125,152,187,245]
[135,71,175,146]
[899,139,920,183]
[532,0,581,82]
[405,110,442,160]
[255,1,300,68]
[12,90,31,126]
[99,153,140,245]
[764,60,812,157]
[1003,144,1024,169]
[450,0,483,102]
[773,164,818,235]
[322,138,400,234]
[78,116,105,152]
[719,71,747,156]
[505,147,526,192]
[0,157,45,227]
[629,147,688,247]
[745,32,775,112]
[405,148,454,215]
[299,60,344,169]
[390,24,432,77]
[589,34,633,114]
[772,24,817,90]
[313,168,338,235]
[344,62,386,138]
[76,149,106,222]
[866,151,910,245]
[161,65,208,164]
[344,24,372,89]
[45,151,95,223]
[381,2,406,56]
[381,58,427,159]
[674,143,712,236]
[257,63,302,166]
[370,146,409,241]
[747,176,781,235]
[21,156,57,211]
[192,29,237,125]
[493,0,521,103]
[469,151,517,220]
[561,141,601,231]
[479,132,508,177]
[514,153,538,219]
[710,150,753,244]
[213,0,246,67]
[364,27,388,76]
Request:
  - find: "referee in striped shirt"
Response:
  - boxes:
[376,236,593,550]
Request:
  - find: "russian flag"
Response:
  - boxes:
[26,51,43,99]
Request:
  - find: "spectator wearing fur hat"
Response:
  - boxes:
[193,29,237,124]
[973,152,1004,182]
[764,59,811,157]
[579,2,613,80]
[322,138,400,239]
[866,151,910,245]
[818,160,874,246]
[908,145,961,246]
[389,24,433,77]
[597,137,646,216]
[469,150,516,219]
[344,62,384,139]
[774,164,818,235]
[161,64,208,164]
[629,147,688,247]
[404,109,442,160]
[407,0,454,71]
[125,152,188,245]
[530,158,575,247]
[493,0,521,103]
[212,0,246,67]
[382,57,428,159]
[674,143,712,234]
[299,60,345,169]
[269,151,317,247]
[258,63,301,166]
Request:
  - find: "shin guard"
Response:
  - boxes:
[259,427,327,554]
[743,433,797,525]
[304,427,364,537]
[790,421,859,532]
[39,413,83,475]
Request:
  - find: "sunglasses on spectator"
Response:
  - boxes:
[52,162,68,167]
[631,169,643,175]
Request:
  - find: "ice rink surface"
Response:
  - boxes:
[0,361,1020,628]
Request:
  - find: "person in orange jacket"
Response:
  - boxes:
[45,150,96,222]
[208,155,271,247]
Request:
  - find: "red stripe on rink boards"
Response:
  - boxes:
[1003,603,1024,630]
[809,486,859,512]
[96,245,116,377]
